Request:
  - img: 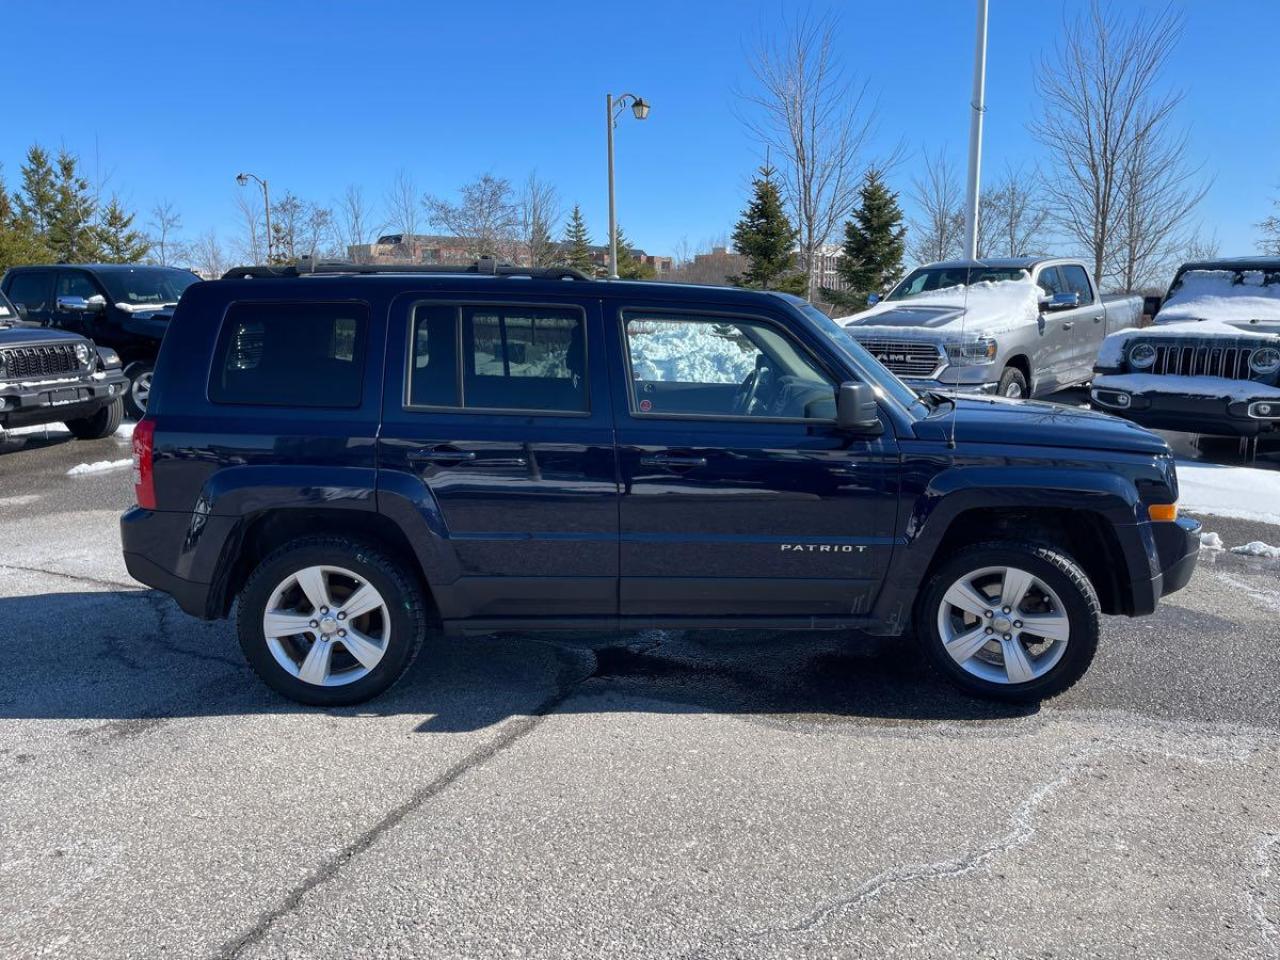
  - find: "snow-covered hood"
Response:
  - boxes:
[844,277,1040,339]
[1156,269,1280,334]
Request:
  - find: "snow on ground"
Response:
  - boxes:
[1177,461,1280,524]
[4,423,71,437]
[1093,372,1280,401]
[1199,531,1224,550]
[1230,541,1280,559]
[845,276,1042,337]
[66,459,131,477]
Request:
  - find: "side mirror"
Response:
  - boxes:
[1041,291,1080,312]
[86,294,106,313]
[836,381,883,434]
[56,295,89,313]
[14,303,28,321]
[866,292,881,307]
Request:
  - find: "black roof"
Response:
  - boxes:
[1175,257,1280,273]
[5,263,195,274]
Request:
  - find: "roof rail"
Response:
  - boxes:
[220,256,592,282]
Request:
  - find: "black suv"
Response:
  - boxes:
[121,261,1200,707]
[0,286,128,439]
[1,263,201,419]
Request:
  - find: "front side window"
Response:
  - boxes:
[623,311,836,420]
[57,272,100,301]
[407,303,587,413]
[6,272,52,312]
[210,301,369,407]
[1036,266,1064,297]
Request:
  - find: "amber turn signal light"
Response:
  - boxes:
[1148,503,1178,522]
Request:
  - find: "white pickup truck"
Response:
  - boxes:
[843,257,1143,399]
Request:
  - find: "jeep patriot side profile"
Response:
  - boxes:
[120,261,1200,706]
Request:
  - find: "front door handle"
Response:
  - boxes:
[407,447,476,466]
[1062,321,1075,330]
[639,454,707,469]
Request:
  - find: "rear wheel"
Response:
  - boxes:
[916,541,1100,702]
[997,366,1028,399]
[122,362,153,420]
[237,537,428,706]
[65,398,124,440]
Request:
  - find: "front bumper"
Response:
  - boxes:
[0,368,129,427]
[902,377,999,396]
[1126,516,1201,616]
[1091,375,1280,437]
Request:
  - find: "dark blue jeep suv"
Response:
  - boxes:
[120,261,1200,706]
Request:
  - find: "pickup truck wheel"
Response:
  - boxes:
[64,398,124,440]
[122,362,153,420]
[237,537,427,706]
[997,367,1028,399]
[917,541,1100,702]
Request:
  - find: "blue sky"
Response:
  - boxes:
[2,0,1275,262]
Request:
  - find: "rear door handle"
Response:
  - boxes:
[407,447,476,466]
[639,454,707,469]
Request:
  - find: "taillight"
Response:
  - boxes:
[132,418,156,510]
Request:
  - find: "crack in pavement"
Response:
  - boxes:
[687,731,1263,955]
[218,645,597,960]
[0,561,140,592]
[1249,832,1280,960]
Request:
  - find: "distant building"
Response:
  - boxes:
[811,243,848,293]
[348,234,672,275]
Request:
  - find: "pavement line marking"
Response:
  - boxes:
[1249,832,1280,960]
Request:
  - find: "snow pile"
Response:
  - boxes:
[1229,541,1280,559]
[1158,269,1280,328]
[115,422,135,439]
[67,458,131,477]
[1096,319,1277,368]
[628,321,758,383]
[1199,531,1224,550]
[846,277,1042,336]
[1177,461,1280,524]
[1092,372,1280,401]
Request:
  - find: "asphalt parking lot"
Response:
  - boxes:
[2,423,1280,959]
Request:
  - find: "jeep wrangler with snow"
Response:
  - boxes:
[121,260,1200,707]
[1092,257,1280,436]
[0,286,129,439]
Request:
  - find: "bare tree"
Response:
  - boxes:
[148,200,184,265]
[672,235,695,269]
[1031,1,1191,287]
[976,164,1050,259]
[1259,194,1280,255]
[1184,226,1220,262]
[424,174,520,260]
[192,228,227,278]
[741,11,879,300]
[270,191,336,263]
[518,172,562,267]
[909,149,965,264]
[234,191,265,264]
[337,184,379,261]
[383,168,420,255]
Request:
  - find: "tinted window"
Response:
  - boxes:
[57,272,100,300]
[210,302,369,407]
[407,303,587,413]
[97,268,199,307]
[888,266,1027,301]
[623,311,835,420]
[1036,266,1064,297]
[1060,264,1093,302]
[6,272,52,312]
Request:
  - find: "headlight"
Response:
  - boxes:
[1128,342,1157,369]
[1250,347,1280,376]
[74,342,92,366]
[944,338,998,365]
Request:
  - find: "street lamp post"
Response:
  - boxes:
[605,93,650,279]
[236,172,273,264]
[962,0,989,260]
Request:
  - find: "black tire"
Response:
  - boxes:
[64,398,124,440]
[915,540,1100,703]
[997,366,1029,399]
[236,537,428,706]
[122,362,154,420]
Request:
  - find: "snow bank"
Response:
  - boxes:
[115,422,135,439]
[1177,461,1280,524]
[1097,319,1277,368]
[1093,372,1280,401]
[1230,541,1280,559]
[4,423,71,438]
[1158,269,1280,327]
[627,321,758,384]
[1199,531,1224,550]
[847,277,1042,337]
[67,458,131,477]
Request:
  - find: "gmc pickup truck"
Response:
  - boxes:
[844,257,1143,399]
[121,259,1198,708]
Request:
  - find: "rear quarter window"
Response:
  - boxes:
[209,301,369,407]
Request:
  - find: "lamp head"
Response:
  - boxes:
[236,173,249,186]
[631,97,650,120]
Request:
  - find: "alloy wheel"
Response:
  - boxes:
[936,564,1070,685]
[262,565,391,687]
[131,371,153,412]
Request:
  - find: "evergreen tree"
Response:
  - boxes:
[97,196,151,263]
[47,149,102,262]
[613,225,656,280]
[833,168,906,302]
[15,145,57,238]
[730,162,802,291]
[0,167,49,273]
[561,204,594,274]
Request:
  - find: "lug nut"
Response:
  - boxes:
[338,629,346,638]
[1002,606,1011,614]
[984,610,992,619]
[1014,620,1023,628]
[320,606,329,614]
[337,612,346,621]
[308,620,318,628]
[985,627,993,635]
[1003,633,1012,641]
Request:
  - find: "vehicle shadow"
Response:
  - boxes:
[0,589,1039,732]
[0,427,77,456]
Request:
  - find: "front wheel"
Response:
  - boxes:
[236,537,428,706]
[65,398,124,439]
[997,366,1029,399]
[916,541,1100,702]
[122,362,154,420]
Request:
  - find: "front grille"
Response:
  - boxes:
[1148,341,1256,380]
[0,344,79,380]
[852,338,943,378]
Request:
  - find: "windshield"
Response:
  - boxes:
[97,268,200,308]
[887,266,1028,301]
[796,302,921,410]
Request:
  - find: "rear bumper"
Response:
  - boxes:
[0,369,128,426]
[120,506,230,619]
[123,549,214,619]
[1091,376,1280,437]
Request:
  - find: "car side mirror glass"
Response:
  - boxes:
[56,295,89,313]
[1042,292,1080,312]
[836,381,883,434]
[866,292,881,307]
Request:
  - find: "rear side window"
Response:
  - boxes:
[210,301,369,407]
[407,303,587,413]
